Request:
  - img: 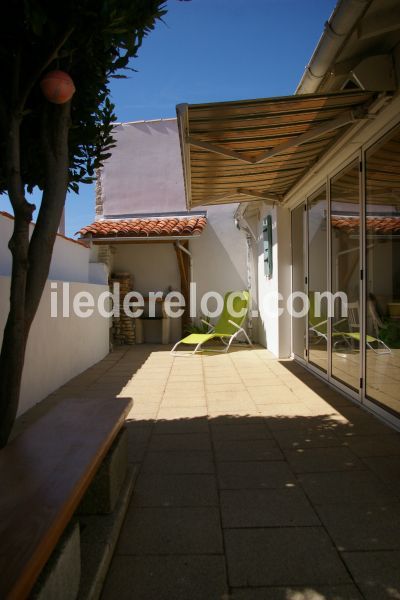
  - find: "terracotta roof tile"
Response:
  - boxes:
[332,216,400,234]
[78,216,207,239]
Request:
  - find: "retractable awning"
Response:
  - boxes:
[177,90,376,209]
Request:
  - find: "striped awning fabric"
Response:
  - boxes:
[177,90,376,209]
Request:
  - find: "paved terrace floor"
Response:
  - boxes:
[15,344,400,600]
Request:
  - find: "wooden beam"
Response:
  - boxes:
[174,241,190,330]
[187,136,255,164]
[253,109,366,164]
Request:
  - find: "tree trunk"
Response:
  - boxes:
[0,102,70,447]
[0,211,31,447]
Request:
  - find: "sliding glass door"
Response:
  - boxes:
[291,123,400,423]
[292,203,306,359]
[292,163,362,392]
[365,127,400,415]
[307,186,328,372]
[330,160,361,391]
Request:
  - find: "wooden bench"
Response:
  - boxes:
[0,395,132,599]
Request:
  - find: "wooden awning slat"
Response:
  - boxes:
[178,90,376,208]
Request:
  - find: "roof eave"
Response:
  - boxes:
[295,0,373,95]
[82,234,203,244]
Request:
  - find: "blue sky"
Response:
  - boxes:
[1,0,336,237]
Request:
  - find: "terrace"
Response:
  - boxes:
[15,344,400,600]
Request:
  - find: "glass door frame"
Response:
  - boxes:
[291,153,363,406]
[290,201,307,363]
[360,122,400,426]
[291,121,400,429]
[306,182,329,374]
[328,153,363,402]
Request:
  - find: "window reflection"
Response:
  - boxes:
[292,203,306,359]
[330,160,360,390]
[365,127,400,415]
[308,186,328,372]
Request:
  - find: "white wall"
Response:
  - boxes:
[0,278,109,417]
[98,204,250,341]
[0,212,110,416]
[0,212,92,283]
[0,213,12,276]
[277,206,292,358]
[191,204,248,319]
[257,204,291,358]
[102,119,186,216]
[49,235,90,283]
[257,205,279,354]
[111,242,182,342]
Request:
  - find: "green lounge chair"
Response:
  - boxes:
[308,291,350,349]
[171,291,252,355]
[309,294,391,355]
[341,302,391,355]
[308,291,345,344]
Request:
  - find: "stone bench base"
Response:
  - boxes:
[31,427,135,600]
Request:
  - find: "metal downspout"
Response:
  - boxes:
[296,0,372,94]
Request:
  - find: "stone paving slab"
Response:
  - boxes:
[342,551,400,600]
[271,426,342,449]
[157,407,208,420]
[220,487,320,528]
[214,438,284,461]
[26,345,400,599]
[115,506,223,555]
[315,502,400,551]
[101,555,228,600]
[283,446,365,473]
[229,584,364,600]
[361,455,400,496]
[148,432,211,452]
[132,473,218,507]
[217,460,296,489]
[141,450,214,474]
[224,527,351,587]
[152,417,208,434]
[210,422,272,440]
[343,433,400,457]
[298,470,399,505]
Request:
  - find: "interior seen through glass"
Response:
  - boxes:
[330,160,361,391]
[365,127,400,415]
[291,202,306,360]
[308,186,328,373]
[291,126,400,418]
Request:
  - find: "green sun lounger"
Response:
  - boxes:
[308,293,391,355]
[171,291,252,355]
